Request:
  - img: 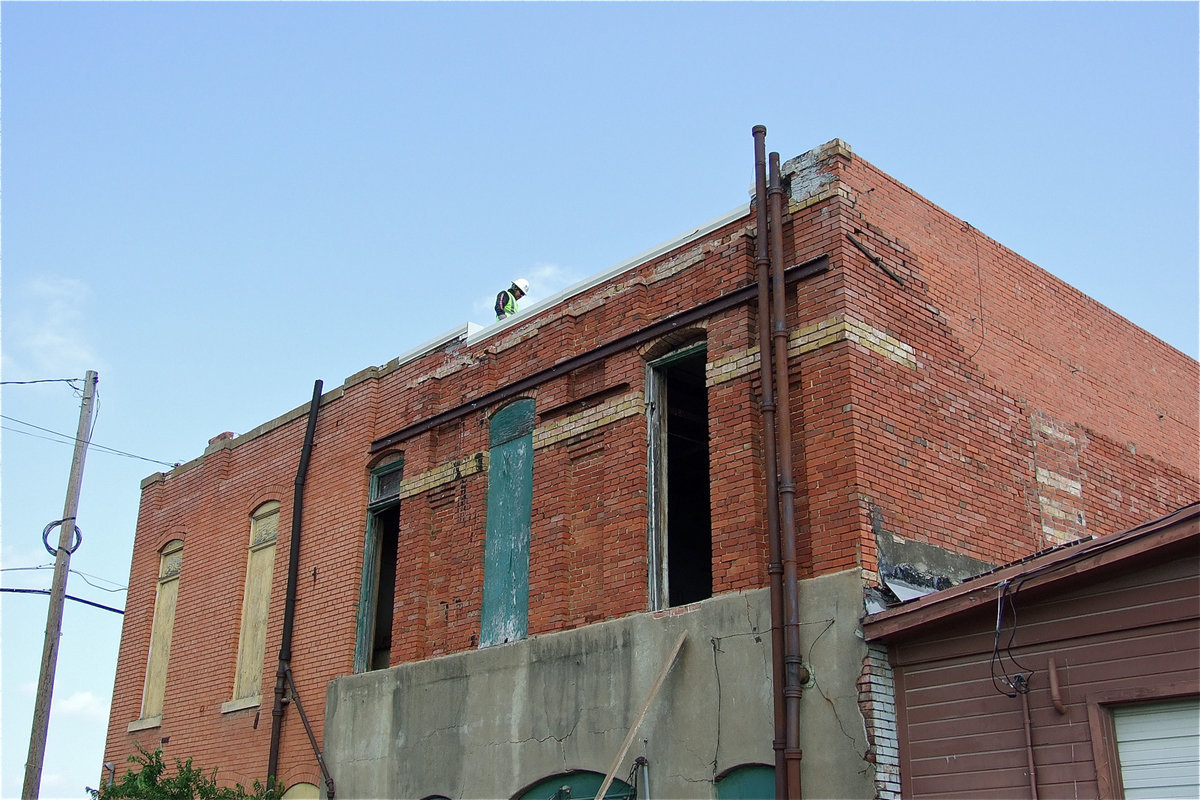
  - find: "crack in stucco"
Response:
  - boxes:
[803,618,865,756]
[664,769,714,786]
[488,718,581,763]
[743,595,764,641]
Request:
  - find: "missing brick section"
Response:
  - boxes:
[866,503,994,612]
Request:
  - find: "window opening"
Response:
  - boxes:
[648,342,712,608]
[139,539,183,723]
[355,456,404,672]
[481,398,535,647]
[369,505,400,670]
[230,501,279,705]
[371,459,405,505]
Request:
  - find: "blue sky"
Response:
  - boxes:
[2,2,1196,797]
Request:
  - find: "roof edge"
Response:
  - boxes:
[862,503,1200,642]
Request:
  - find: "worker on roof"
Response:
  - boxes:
[495,278,530,321]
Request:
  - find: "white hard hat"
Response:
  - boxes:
[513,278,530,294]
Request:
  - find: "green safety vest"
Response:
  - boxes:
[495,290,518,320]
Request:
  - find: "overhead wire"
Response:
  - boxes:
[0,587,123,615]
[987,523,1163,697]
[0,565,127,592]
[990,579,1035,697]
[0,378,84,388]
[1,414,180,468]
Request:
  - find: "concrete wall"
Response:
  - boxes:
[325,576,873,800]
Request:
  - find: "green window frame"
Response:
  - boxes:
[354,455,404,673]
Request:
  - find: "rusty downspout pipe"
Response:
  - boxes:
[268,379,324,788]
[770,151,805,799]
[753,126,788,799]
[1019,679,1040,799]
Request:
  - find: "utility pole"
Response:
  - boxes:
[23,370,98,800]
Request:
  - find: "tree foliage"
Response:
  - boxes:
[90,744,280,800]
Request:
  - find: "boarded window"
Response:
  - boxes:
[1114,696,1200,798]
[280,782,321,800]
[647,342,712,609]
[139,539,183,722]
[230,501,279,703]
[355,456,403,672]
[480,399,535,647]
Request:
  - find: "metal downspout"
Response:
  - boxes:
[753,125,788,799]
[1020,681,1040,799]
[770,151,806,799]
[268,379,324,789]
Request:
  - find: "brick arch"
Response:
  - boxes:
[639,323,708,363]
[152,514,191,555]
[237,483,291,520]
[366,448,404,473]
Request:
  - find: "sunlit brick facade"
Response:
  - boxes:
[103,139,1198,799]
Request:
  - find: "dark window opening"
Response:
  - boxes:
[355,455,403,673]
[649,342,712,608]
[369,504,400,671]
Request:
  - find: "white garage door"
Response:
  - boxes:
[1114,696,1200,799]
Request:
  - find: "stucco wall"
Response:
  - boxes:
[324,576,873,800]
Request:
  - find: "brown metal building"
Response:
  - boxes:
[863,503,1200,799]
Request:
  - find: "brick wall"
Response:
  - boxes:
[103,140,1198,790]
[777,141,1198,582]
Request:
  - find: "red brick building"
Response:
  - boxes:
[102,137,1198,799]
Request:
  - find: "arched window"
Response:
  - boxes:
[714,763,774,800]
[224,500,279,711]
[133,539,183,728]
[280,782,320,800]
[515,770,635,800]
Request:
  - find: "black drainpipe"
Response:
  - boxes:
[770,151,807,799]
[753,125,788,799]
[268,379,325,792]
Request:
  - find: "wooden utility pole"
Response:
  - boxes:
[23,370,98,800]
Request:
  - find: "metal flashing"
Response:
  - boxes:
[862,503,1200,642]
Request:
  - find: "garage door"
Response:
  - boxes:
[1113,696,1200,799]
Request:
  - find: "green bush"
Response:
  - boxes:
[90,743,280,800]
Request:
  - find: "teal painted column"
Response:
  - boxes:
[481,399,535,647]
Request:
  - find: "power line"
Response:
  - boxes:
[2,426,77,447]
[1,414,181,468]
[0,378,82,387]
[0,587,123,615]
[0,565,127,592]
